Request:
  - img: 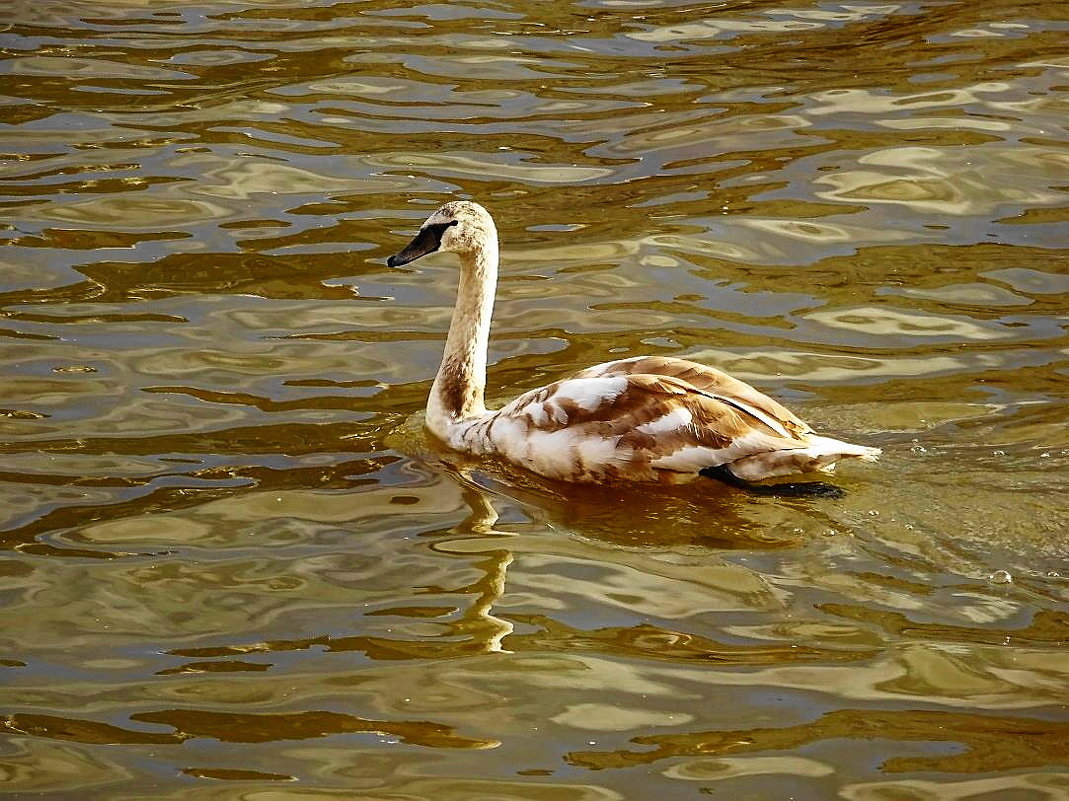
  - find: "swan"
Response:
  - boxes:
[386,201,880,496]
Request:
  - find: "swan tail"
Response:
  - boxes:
[721,435,880,482]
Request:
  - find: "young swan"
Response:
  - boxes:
[387,201,880,496]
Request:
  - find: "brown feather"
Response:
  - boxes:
[575,356,811,438]
[438,354,483,420]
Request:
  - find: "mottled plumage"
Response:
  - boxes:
[387,201,880,488]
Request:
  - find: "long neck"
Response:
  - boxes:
[427,238,498,434]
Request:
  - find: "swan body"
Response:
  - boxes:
[387,201,880,487]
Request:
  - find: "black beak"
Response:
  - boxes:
[387,226,441,268]
[386,220,458,267]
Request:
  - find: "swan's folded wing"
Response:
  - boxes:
[486,372,808,481]
[574,355,812,437]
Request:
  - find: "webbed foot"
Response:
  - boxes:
[699,464,845,499]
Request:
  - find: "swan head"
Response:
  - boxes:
[387,201,497,268]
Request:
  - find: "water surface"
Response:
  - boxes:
[1,1,1067,799]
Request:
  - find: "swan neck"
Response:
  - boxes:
[428,239,498,431]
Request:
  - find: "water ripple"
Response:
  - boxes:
[1,0,1067,798]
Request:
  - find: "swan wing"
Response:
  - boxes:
[572,355,813,438]
[479,371,819,483]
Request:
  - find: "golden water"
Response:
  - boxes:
[1,1,1067,799]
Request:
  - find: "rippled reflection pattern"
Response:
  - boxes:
[1,0,1066,799]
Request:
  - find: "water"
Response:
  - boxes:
[1,1,1067,798]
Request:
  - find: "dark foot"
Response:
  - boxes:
[699,464,845,499]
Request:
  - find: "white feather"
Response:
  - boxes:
[804,435,882,461]
[549,376,629,411]
[650,431,773,474]
[525,401,549,427]
[637,406,693,436]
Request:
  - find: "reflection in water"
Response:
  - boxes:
[567,708,1069,772]
[1,0,1067,798]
